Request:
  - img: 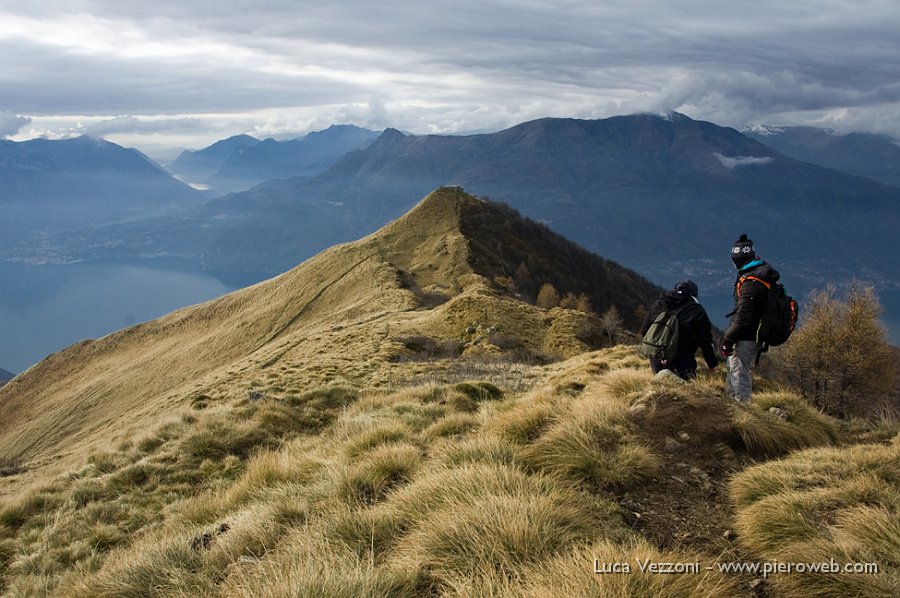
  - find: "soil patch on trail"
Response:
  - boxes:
[620,388,774,596]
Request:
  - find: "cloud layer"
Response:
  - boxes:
[0,111,31,137]
[2,0,899,149]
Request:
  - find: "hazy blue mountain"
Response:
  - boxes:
[0,135,203,262]
[61,114,900,293]
[745,126,900,188]
[0,136,201,215]
[166,134,260,187]
[0,368,13,385]
[166,125,380,193]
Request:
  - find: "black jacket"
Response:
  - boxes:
[724,260,780,343]
[640,292,718,368]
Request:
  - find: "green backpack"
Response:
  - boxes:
[639,303,691,362]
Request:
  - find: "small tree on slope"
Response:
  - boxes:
[775,285,895,418]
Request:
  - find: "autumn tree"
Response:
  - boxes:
[536,283,560,309]
[776,285,895,418]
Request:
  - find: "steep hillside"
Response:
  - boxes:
[0,189,658,482]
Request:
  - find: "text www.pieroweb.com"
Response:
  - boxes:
[593,558,880,578]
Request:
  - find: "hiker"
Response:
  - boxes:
[722,234,780,402]
[639,280,718,380]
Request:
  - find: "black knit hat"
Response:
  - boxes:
[674,280,699,298]
[731,234,756,269]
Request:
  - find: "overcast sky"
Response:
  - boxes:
[2,0,899,156]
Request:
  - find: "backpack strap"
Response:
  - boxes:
[736,274,772,296]
[671,301,693,316]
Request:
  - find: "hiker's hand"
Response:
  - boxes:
[721,343,734,357]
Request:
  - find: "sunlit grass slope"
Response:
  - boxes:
[0,344,850,596]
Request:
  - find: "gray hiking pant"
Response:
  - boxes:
[725,340,758,403]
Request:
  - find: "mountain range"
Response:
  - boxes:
[0,136,200,211]
[166,125,380,193]
[745,125,900,188]
[76,113,900,293]
[4,113,899,296]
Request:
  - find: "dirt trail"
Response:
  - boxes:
[620,389,773,596]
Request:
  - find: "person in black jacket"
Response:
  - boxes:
[722,234,780,402]
[640,280,718,380]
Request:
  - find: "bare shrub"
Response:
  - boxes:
[0,459,25,478]
[598,305,625,344]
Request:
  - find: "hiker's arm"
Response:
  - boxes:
[695,310,719,368]
[723,281,765,343]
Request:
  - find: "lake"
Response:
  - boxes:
[0,260,237,374]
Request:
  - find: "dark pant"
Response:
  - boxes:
[649,355,698,380]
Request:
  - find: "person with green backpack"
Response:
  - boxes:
[639,280,718,380]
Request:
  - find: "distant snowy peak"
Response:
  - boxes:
[742,124,784,136]
[743,123,842,137]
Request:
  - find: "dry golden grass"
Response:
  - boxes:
[487,393,562,445]
[730,437,900,597]
[221,529,423,598]
[396,492,600,585]
[0,190,476,486]
[520,394,661,491]
[730,391,839,456]
[0,356,868,597]
[334,442,422,506]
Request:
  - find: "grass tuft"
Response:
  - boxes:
[487,395,560,444]
[343,424,413,459]
[513,538,741,597]
[335,443,422,506]
[730,440,900,597]
[452,381,504,402]
[521,398,660,490]
[438,436,521,468]
[422,413,479,439]
[731,391,838,456]
[398,492,600,588]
